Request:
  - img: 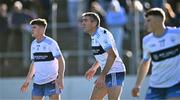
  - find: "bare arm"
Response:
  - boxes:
[100,48,116,76]
[58,56,65,79]
[92,60,100,70]
[135,59,151,87]
[56,56,65,89]
[85,60,100,80]
[132,59,151,97]
[21,61,35,92]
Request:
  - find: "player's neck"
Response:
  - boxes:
[90,27,98,36]
[153,25,166,37]
[36,34,45,43]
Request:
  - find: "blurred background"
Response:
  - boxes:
[0,0,179,99]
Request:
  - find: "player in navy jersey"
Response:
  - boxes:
[20,18,65,100]
[81,12,126,100]
[131,8,180,99]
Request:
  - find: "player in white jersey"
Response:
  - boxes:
[132,8,180,99]
[20,18,65,100]
[81,12,126,100]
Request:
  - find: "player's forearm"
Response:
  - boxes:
[25,61,35,82]
[135,60,150,87]
[58,56,65,79]
[101,49,116,76]
[92,61,100,70]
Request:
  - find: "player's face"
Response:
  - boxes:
[81,16,96,34]
[31,25,44,38]
[145,16,160,33]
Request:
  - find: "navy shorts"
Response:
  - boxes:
[32,80,61,96]
[145,82,180,100]
[105,72,125,88]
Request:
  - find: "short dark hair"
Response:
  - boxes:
[145,8,166,21]
[82,12,100,27]
[30,18,47,28]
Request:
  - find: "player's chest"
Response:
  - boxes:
[91,38,106,55]
[147,36,178,52]
[32,43,50,52]
[91,38,100,46]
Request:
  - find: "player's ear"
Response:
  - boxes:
[92,21,98,27]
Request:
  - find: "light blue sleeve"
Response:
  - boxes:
[142,38,151,62]
[50,41,62,58]
[30,44,34,60]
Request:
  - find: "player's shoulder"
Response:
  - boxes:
[166,26,180,35]
[98,27,110,34]
[31,39,36,45]
[43,36,57,45]
[32,39,36,43]
[96,27,110,37]
[143,32,153,44]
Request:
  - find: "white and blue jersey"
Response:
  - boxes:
[143,27,180,88]
[91,27,126,74]
[31,36,62,85]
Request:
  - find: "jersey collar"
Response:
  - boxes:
[153,27,168,38]
[36,36,46,43]
[91,27,99,37]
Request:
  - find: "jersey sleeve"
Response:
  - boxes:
[97,31,112,52]
[142,38,151,62]
[30,44,34,61]
[50,41,62,58]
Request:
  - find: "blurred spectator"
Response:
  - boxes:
[88,1,107,28]
[98,0,111,11]
[31,0,51,22]
[171,1,180,27]
[0,3,9,66]
[118,0,129,12]
[105,0,127,57]
[151,0,164,8]
[126,0,144,33]
[163,2,176,26]
[8,1,36,52]
[67,0,85,27]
